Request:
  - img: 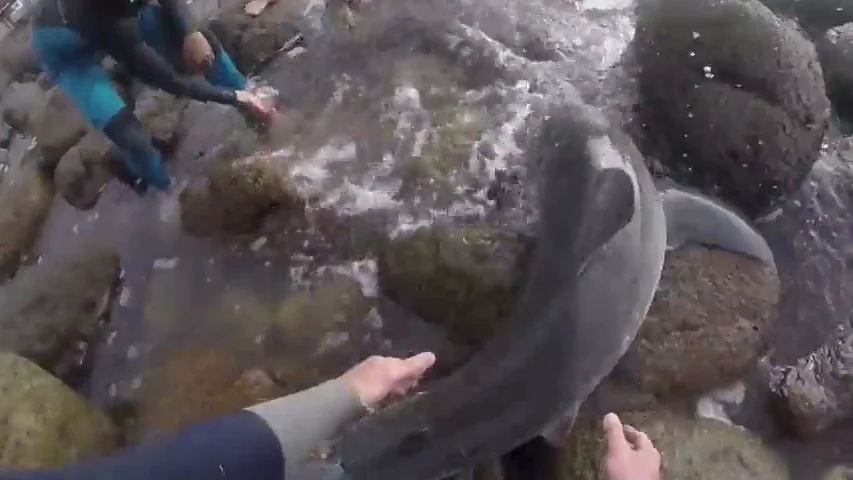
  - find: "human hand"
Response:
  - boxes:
[339,352,436,409]
[183,31,215,74]
[603,413,661,480]
[235,89,276,123]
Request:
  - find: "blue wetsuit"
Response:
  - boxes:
[31,0,248,194]
[0,378,365,480]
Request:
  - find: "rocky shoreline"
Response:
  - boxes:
[0,0,852,478]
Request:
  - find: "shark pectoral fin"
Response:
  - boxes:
[575,169,636,262]
[660,185,774,264]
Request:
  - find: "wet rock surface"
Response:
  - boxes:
[0,0,850,476]
[0,353,118,468]
[179,150,306,236]
[758,137,853,362]
[0,25,41,83]
[633,0,830,218]
[763,327,853,438]
[0,150,55,279]
[561,408,790,480]
[54,132,117,211]
[377,226,529,349]
[0,244,120,379]
[620,246,780,398]
[817,24,853,126]
[208,1,303,74]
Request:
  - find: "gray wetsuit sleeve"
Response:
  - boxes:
[247,377,367,476]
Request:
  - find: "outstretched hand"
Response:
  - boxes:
[603,413,661,480]
[235,89,277,126]
[339,353,436,409]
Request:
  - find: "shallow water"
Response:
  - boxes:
[14,0,853,475]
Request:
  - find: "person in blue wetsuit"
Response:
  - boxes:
[31,0,272,195]
[0,352,437,480]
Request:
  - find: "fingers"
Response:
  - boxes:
[603,413,630,455]
[623,425,653,451]
[389,352,436,393]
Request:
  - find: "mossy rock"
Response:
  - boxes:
[377,226,527,348]
[265,277,377,392]
[395,107,485,207]
[560,409,789,480]
[822,466,853,480]
[0,353,118,468]
[134,347,282,440]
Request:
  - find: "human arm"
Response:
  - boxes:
[0,353,436,480]
[92,16,238,105]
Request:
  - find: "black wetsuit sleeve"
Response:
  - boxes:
[0,411,286,480]
[158,0,196,39]
[94,16,238,105]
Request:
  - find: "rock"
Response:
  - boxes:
[757,138,853,361]
[0,150,56,279]
[207,2,303,74]
[759,0,853,34]
[561,408,789,480]
[822,466,853,480]
[135,347,282,439]
[763,327,853,437]
[817,24,853,126]
[0,353,118,468]
[30,89,89,173]
[0,81,47,133]
[377,226,528,349]
[265,277,378,390]
[54,131,118,210]
[0,244,120,379]
[633,0,830,218]
[0,25,41,83]
[134,89,190,152]
[179,152,306,236]
[618,246,779,398]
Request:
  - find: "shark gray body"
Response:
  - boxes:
[301,105,775,480]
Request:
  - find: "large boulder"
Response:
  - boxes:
[0,81,47,133]
[757,138,853,362]
[377,226,529,349]
[207,1,302,74]
[30,88,89,172]
[179,152,306,236]
[619,246,779,398]
[816,24,853,126]
[0,25,41,83]
[759,0,853,34]
[0,149,55,279]
[53,131,117,210]
[561,409,789,480]
[0,353,118,468]
[633,0,831,218]
[0,244,121,379]
[763,327,853,437]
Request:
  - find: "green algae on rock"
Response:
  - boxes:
[134,347,282,439]
[560,409,789,480]
[377,226,527,348]
[621,246,779,398]
[0,244,120,378]
[265,277,377,392]
[0,353,118,468]
[180,152,306,237]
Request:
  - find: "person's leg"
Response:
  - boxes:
[138,5,247,90]
[32,26,173,195]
